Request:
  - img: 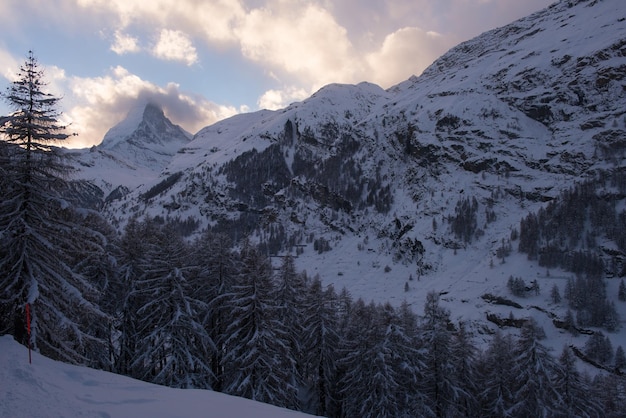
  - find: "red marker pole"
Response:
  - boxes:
[25,303,31,364]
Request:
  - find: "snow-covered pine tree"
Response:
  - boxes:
[300,277,341,416]
[221,241,298,409]
[510,319,561,417]
[395,300,430,416]
[478,331,516,417]
[553,346,602,417]
[584,330,613,365]
[380,302,430,416]
[550,284,561,304]
[591,373,626,417]
[189,231,238,392]
[450,322,480,417]
[335,297,426,417]
[110,216,152,377]
[420,291,456,418]
[60,209,117,369]
[0,51,108,364]
[274,255,307,389]
[130,222,214,389]
[337,299,405,417]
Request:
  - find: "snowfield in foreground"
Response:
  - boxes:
[0,336,311,418]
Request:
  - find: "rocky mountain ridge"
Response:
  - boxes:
[69,0,626,353]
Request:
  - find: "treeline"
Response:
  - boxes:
[4,212,626,416]
[518,172,626,276]
[41,219,626,415]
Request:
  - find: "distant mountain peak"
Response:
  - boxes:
[100,102,190,149]
[97,102,192,170]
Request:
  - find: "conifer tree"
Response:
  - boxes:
[420,291,456,417]
[189,231,238,392]
[479,331,516,417]
[553,346,602,417]
[585,331,613,365]
[274,254,307,388]
[450,322,480,417]
[590,373,626,417]
[130,222,214,388]
[0,51,107,364]
[221,242,298,409]
[301,277,340,416]
[510,319,561,417]
[396,300,430,416]
[110,217,152,376]
[550,284,561,304]
[338,300,411,417]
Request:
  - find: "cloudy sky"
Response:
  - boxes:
[0,0,553,148]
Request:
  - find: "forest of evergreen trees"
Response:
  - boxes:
[3,51,626,417]
[518,172,626,276]
[4,214,626,417]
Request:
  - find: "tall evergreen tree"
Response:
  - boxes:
[479,331,516,417]
[553,346,602,418]
[420,291,456,418]
[64,210,118,369]
[221,242,298,409]
[450,322,480,417]
[301,277,340,416]
[338,300,399,417]
[618,279,626,302]
[189,231,238,392]
[510,319,561,417]
[274,254,307,389]
[130,222,214,388]
[585,331,613,365]
[110,217,152,376]
[0,51,107,364]
[396,300,430,416]
[590,373,626,418]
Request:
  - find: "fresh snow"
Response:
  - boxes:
[100,102,149,150]
[0,335,311,418]
[59,0,626,375]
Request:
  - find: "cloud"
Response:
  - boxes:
[65,66,236,148]
[152,29,198,66]
[0,46,20,82]
[71,0,553,92]
[366,27,455,87]
[257,86,310,110]
[236,3,360,87]
[77,0,245,43]
[110,30,140,54]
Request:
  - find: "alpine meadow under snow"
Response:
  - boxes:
[2,0,626,416]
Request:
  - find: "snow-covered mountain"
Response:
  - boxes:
[99,102,192,168]
[71,0,626,355]
[63,102,192,208]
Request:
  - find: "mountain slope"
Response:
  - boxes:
[99,102,192,169]
[0,336,311,418]
[98,0,626,351]
[65,103,192,207]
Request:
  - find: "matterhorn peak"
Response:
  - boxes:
[101,102,190,149]
[98,101,192,170]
